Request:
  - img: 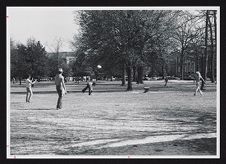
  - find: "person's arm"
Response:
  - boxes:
[27,79,33,84]
[32,79,37,84]
[203,78,206,83]
[200,76,205,83]
[62,77,67,93]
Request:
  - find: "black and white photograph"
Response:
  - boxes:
[7,7,220,158]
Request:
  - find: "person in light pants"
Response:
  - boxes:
[25,75,37,103]
[55,68,67,110]
[194,71,205,96]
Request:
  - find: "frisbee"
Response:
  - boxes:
[97,65,102,69]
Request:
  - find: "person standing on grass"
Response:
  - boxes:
[55,68,67,110]
[194,71,205,96]
[26,75,37,103]
[164,76,168,87]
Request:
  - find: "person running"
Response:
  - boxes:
[55,68,67,110]
[82,79,94,95]
[25,75,37,103]
[194,71,205,96]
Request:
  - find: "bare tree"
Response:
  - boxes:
[53,37,63,67]
[172,22,198,79]
[208,11,215,83]
[204,11,209,80]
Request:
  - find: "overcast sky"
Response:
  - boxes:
[7,7,80,52]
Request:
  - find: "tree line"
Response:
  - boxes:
[72,10,217,90]
[10,10,217,90]
[10,38,72,84]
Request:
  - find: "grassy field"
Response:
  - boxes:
[10,79,216,93]
[9,80,217,157]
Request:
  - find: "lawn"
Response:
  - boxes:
[9,80,217,157]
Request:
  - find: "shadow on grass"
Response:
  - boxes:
[17,108,56,111]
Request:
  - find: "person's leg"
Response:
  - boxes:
[200,89,203,95]
[194,83,198,96]
[82,85,88,93]
[88,85,91,95]
[57,94,62,109]
[56,87,63,109]
[26,88,29,102]
[26,88,32,102]
[198,86,203,95]
[28,89,33,102]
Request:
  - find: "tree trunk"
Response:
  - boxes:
[175,56,178,77]
[126,66,133,91]
[137,66,144,84]
[213,10,217,82]
[94,71,98,81]
[208,13,215,83]
[180,49,184,80]
[132,66,136,82]
[204,10,209,80]
[162,62,167,79]
[195,51,199,72]
[121,63,126,86]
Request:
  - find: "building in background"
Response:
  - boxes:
[47,51,76,65]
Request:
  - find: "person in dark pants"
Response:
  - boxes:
[164,76,168,87]
[82,79,94,95]
[55,68,67,110]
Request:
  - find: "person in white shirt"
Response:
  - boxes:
[194,71,205,96]
[55,68,67,110]
[26,75,37,103]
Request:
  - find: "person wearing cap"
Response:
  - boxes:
[55,68,67,110]
[25,75,37,103]
[194,71,205,96]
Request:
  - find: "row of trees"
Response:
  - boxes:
[10,38,71,84]
[71,10,217,90]
[10,10,217,90]
[11,39,48,84]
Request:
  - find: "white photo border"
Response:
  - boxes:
[6,6,220,159]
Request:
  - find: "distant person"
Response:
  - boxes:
[55,68,67,110]
[25,75,37,103]
[164,76,168,87]
[194,71,205,96]
[12,77,16,84]
[82,79,94,95]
